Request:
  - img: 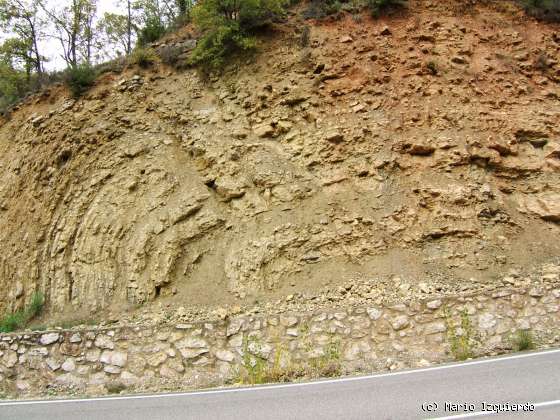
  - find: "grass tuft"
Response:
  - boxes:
[512,329,536,351]
[0,292,45,333]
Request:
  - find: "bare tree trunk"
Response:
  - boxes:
[29,20,43,74]
[127,0,132,54]
[177,0,186,16]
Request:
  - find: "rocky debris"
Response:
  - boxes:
[324,131,344,143]
[280,93,310,107]
[451,55,468,64]
[254,123,275,138]
[521,194,560,223]
[213,176,246,201]
[395,141,435,156]
[116,75,144,92]
[515,129,549,148]
[380,26,392,36]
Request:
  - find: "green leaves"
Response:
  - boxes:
[64,63,97,97]
[189,0,286,70]
[521,0,560,22]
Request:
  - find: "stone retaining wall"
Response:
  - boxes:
[1,286,559,399]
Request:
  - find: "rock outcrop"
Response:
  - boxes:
[1,1,560,321]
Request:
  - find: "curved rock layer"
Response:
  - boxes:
[1,2,560,316]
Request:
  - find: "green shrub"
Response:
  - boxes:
[303,0,343,19]
[0,312,26,333]
[137,17,167,46]
[129,47,158,68]
[512,329,536,351]
[64,64,97,98]
[189,0,287,71]
[521,0,560,22]
[426,60,438,75]
[367,0,407,17]
[0,292,45,333]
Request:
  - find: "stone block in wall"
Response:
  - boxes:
[192,356,210,366]
[39,333,60,346]
[424,321,446,335]
[226,318,245,337]
[60,343,81,357]
[160,365,181,379]
[104,365,121,374]
[94,335,115,350]
[120,371,139,386]
[178,348,208,360]
[247,342,273,359]
[280,315,299,327]
[46,357,61,371]
[147,352,168,367]
[344,341,371,361]
[61,358,76,372]
[99,351,127,367]
[390,315,410,331]
[426,299,442,310]
[366,307,383,320]
[228,333,243,348]
[215,349,235,362]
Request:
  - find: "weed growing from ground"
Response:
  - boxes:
[444,307,476,361]
[512,329,536,351]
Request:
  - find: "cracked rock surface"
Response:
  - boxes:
[1,1,560,321]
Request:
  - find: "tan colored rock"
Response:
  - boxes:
[254,124,275,138]
[100,351,128,367]
[39,333,60,346]
[215,349,235,362]
[390,316,410,331]
[522,194,560,222]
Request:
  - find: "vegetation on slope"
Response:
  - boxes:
[188,0,287,71]
[521,0,560,22]
[0,292,44,333]
[0,0,559,112]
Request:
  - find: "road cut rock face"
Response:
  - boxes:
[1,1,560,326]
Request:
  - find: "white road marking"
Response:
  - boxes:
[431,399,560,419]
[1,348,559,407]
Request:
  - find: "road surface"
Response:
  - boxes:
[1,349,559,419]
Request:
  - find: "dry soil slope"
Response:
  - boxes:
[1,0,560,319]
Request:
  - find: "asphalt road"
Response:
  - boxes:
[1,349,560,420]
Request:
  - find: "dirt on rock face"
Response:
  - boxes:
[1,1,560,320]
